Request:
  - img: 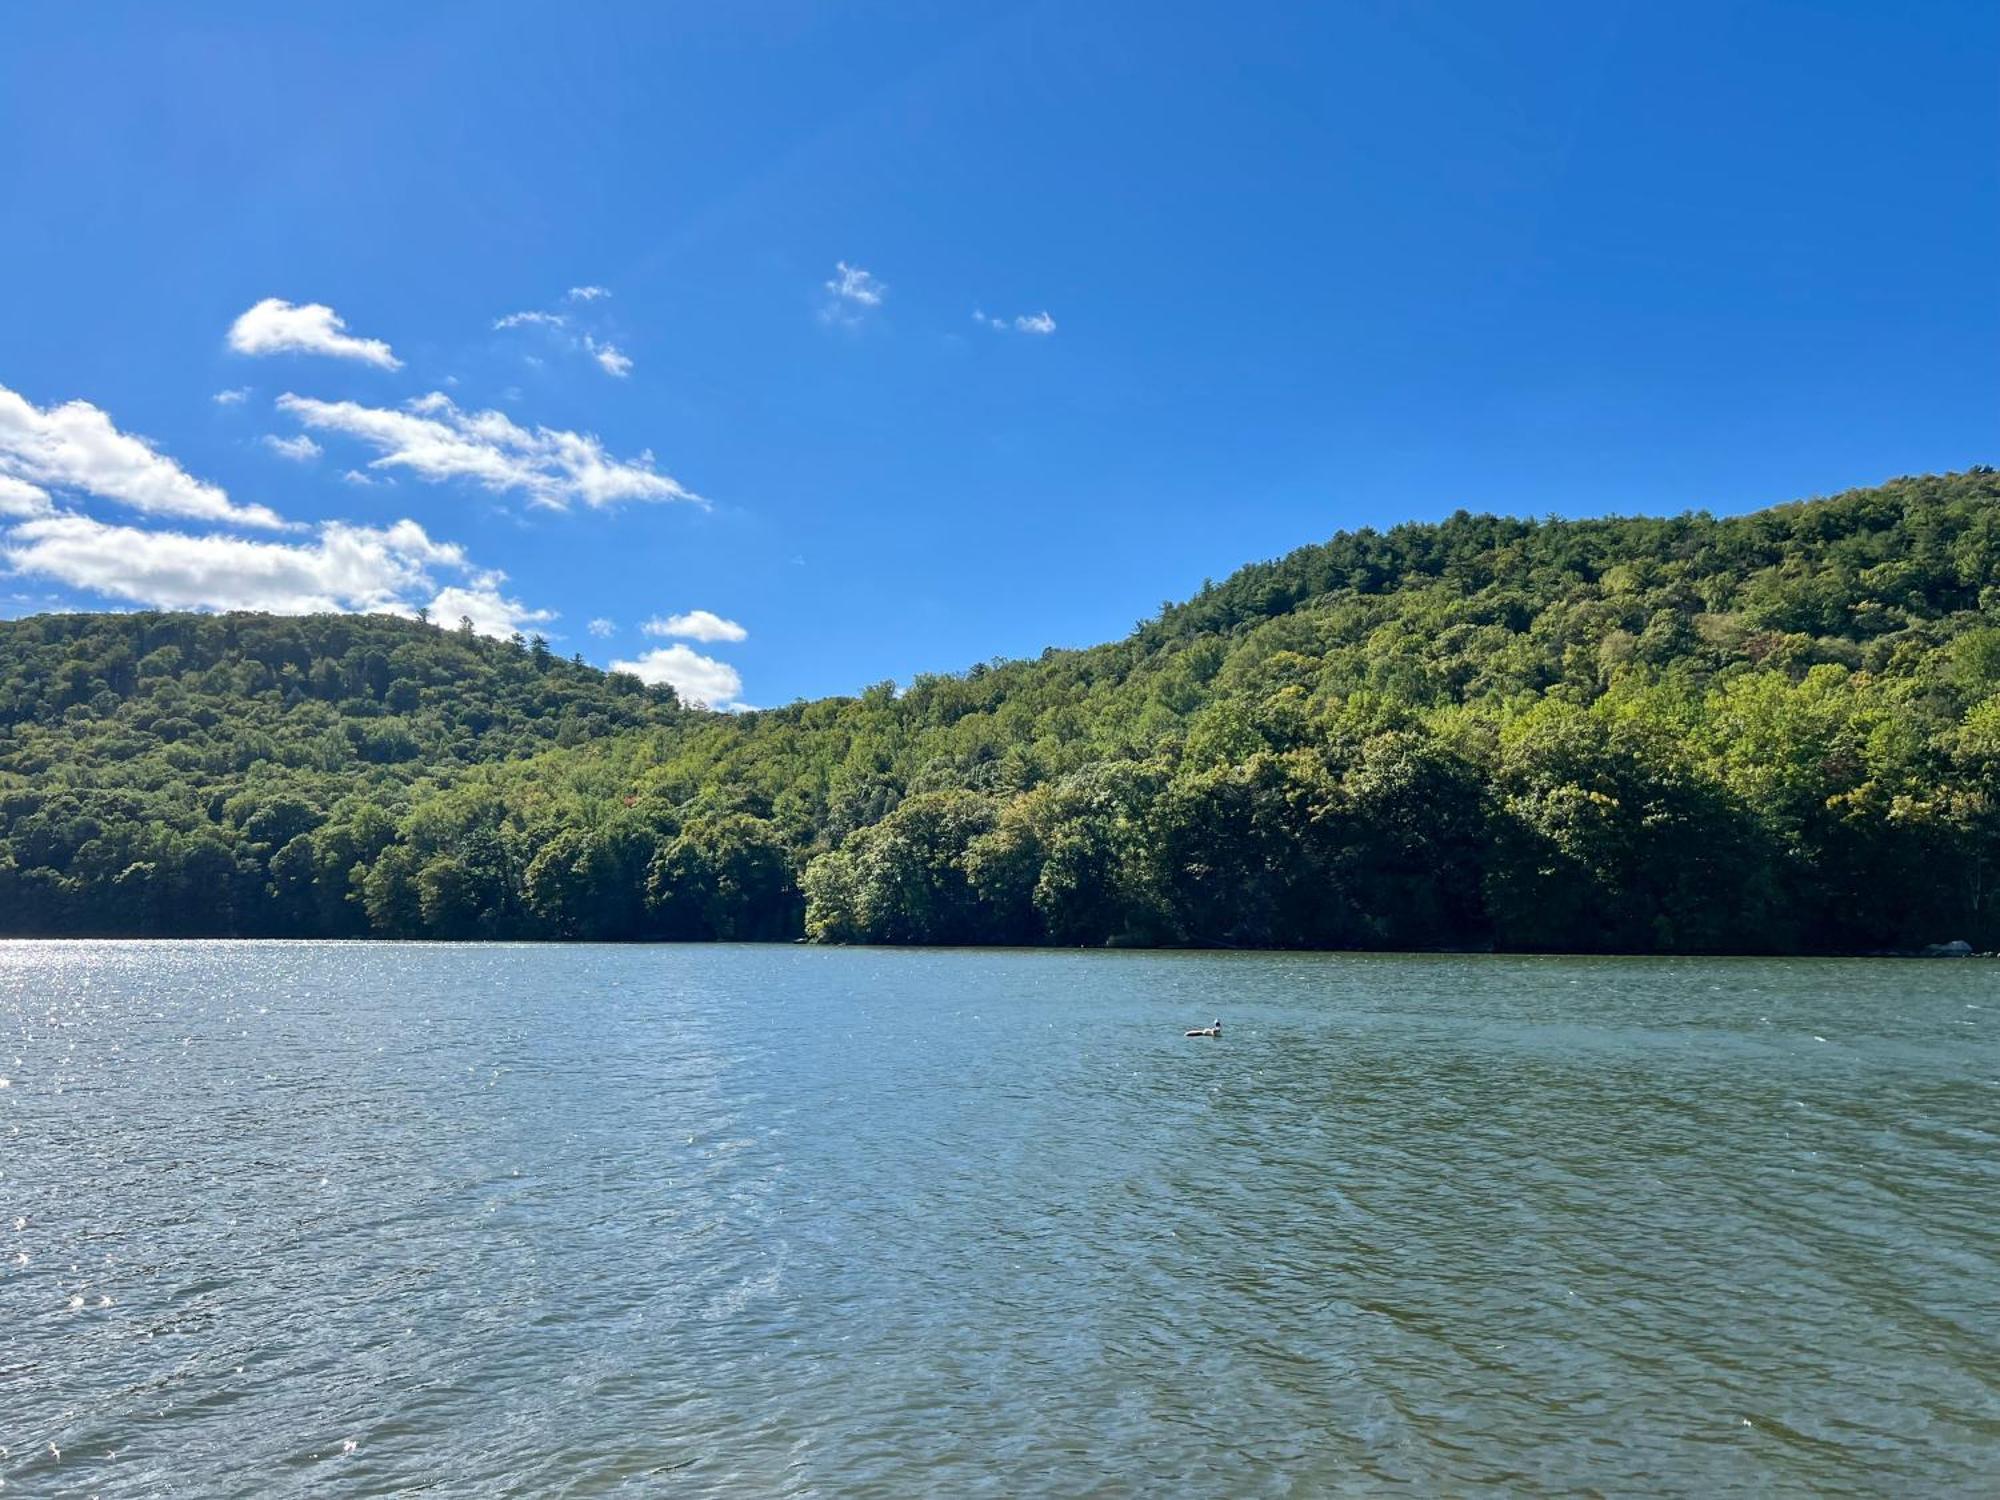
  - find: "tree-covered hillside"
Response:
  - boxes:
[5,469,2000,950]
[0,612,683,936]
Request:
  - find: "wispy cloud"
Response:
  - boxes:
[974,308,1058,335]
[263,433,322,463]
[496,300,632,376]
[0,381,287,529]
[227,298,401,369]
[585,337,633,378]
[213,387,250,406]
[587,617,616,638]
[643,609,746,643]
[0,512,540,633]
[828,262,885,307]
[609,644,744,709]
[822,261,886,324]
[276,391,700,510]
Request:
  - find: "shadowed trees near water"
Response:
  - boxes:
[3,469,1999,952]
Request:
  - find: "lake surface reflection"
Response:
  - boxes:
[4,942,1997,1495]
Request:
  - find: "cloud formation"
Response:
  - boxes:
[263,433,322,463]
[213,387,249,406]
[974,309,1058,335]
[0,475,52,517]
[227,298,402,369]
[609,644,744,709]
[496,302,632,376]
[0,382,286,529]
[643,608,746,643]
[585,337,633,378]
[823,261,885,324]
[567,285,610,302]
[828,262,885,307]
[276,392,699,510]
[0,512,537,628]
[429,583,555,639]
[587,617,616,638]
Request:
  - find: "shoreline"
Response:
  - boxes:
[0,933,1989,959]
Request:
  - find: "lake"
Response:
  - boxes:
[4,942,1997,1496]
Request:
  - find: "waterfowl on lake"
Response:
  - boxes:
[1185,1018,1222,1038]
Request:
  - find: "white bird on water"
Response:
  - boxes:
[1185,1018,1223,1038]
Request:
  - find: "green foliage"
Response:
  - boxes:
[0,611,679,938]
[4,470,2000,950]
[647,814,800,940]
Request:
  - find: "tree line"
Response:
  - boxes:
[3,468,1998,951]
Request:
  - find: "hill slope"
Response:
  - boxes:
[5,468,1999,950]
[0,613,684,936]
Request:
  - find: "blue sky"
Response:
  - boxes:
[2,2,1994,708]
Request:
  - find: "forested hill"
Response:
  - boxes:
[5,468,2000,951]
[0,613,684,936]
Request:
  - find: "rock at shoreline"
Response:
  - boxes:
[1922,939,1975,958]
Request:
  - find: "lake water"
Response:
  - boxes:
[3,943,1997,1496]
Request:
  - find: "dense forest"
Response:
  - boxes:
[4,468,1999,952]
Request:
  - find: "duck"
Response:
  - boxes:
[1185,1018,1222,1038]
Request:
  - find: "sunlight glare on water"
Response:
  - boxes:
[2,942,1997,1496]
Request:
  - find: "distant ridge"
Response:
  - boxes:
[3,468,1997,952]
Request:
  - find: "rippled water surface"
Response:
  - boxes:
[4,943,1998,1496]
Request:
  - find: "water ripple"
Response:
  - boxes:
[2,942,1996,1496]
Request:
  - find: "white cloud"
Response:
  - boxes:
[429,583,554,639]
[0,512,515,621]
[227,298,402,370]
[588,617,616,638]
[823,261,885,323]
[643,608,746,643]
[0,382,287,530]
[609,644,744,708]
[974,308,1058,335]
[340,468,382,486]
[365,516,474,570]
[263,433,322,463]
[827,262,885,307]
[0,475,52,517]
[276,391,700,510]
[213,387,250,406]
[497,302,631,376]
[585,337,633,378]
